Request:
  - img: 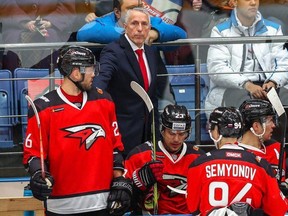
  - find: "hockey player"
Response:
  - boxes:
[239,99,287,187]
[125,104,205,215]
[187,107,288,216]
[22,45,132,216]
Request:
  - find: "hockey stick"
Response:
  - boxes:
[130,81,158,215]
[266,87,287,183]
[130,81,156,159]
[25,95,52,187]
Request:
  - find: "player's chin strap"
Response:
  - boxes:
[67,74,85,92]
[249,123,266,143]
[209,130,222,149]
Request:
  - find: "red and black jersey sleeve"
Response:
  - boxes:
[264,139,286,181]
[125,141,153,179]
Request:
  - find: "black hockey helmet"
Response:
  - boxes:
[57,45,99,76]
[161,104,192,132]
[209,107,243,138]
[239,99,276,131]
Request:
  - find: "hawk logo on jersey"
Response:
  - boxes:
[163,174,187,197]
[63,124,106,150]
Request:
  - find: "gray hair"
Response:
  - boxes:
[124,7,151,25]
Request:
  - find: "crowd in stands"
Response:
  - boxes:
[0,0,287,66]
[0,1,287,151]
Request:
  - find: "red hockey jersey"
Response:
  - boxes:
[23,88,124,214]
[239,139,286,181]
[187,144,288,216]
[125,140,204,214]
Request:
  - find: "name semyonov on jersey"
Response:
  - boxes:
[206,164,256,181]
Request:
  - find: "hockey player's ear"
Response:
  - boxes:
[252,121,262,132]
[114,8,121,20]
[68,67,81,82]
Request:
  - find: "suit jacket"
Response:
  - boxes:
[95,34,168,156]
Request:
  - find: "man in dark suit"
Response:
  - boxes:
[94,7,169,157]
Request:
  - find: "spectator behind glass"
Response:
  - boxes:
[95,8,168,158]
[76,0,187,45]
[141,0,186,24]
[205,0,288,118]
[125,104,205,215]
[1,0,75,72]
[70,0,113,41]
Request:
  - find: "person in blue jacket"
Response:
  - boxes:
[76,0,187,44]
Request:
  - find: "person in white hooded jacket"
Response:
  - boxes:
[205,0,288,118]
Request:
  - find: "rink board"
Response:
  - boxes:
[0,178,287,216]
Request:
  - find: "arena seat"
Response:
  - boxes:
[165,64,210,143]
[13,68,62,143]
[0,70,14,148]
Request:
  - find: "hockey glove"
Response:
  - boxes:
[107,176,133,216]
[279,181,288,197]
[30,170,54,201]
[132,160,164,191]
